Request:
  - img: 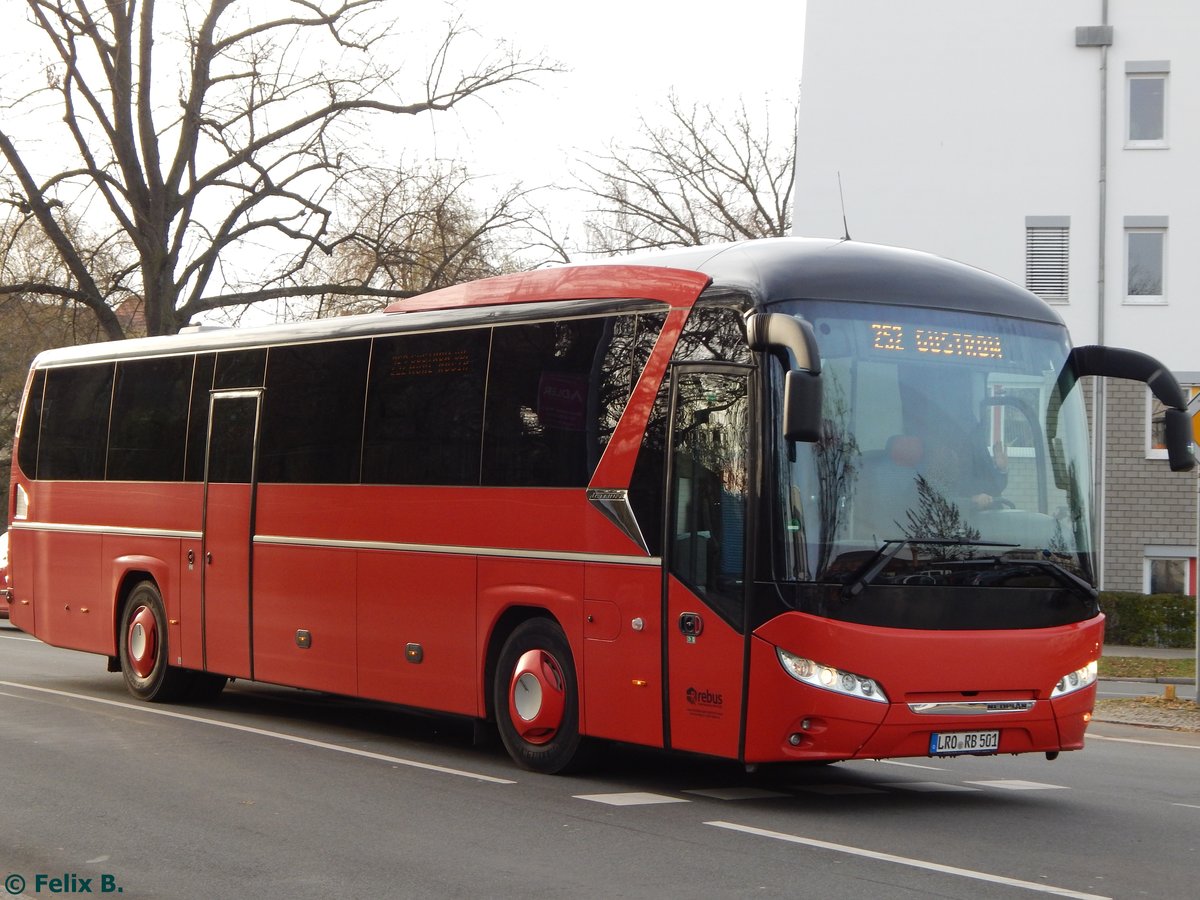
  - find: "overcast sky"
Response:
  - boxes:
[410,1,807,183]
[0,0,806,309]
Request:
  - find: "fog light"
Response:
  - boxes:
[788,733,802,746]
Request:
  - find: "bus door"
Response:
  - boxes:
[664,366,753,759]
[201,390,262,679]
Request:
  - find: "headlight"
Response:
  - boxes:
[776,648,888,703]
[1050,660,1098,698]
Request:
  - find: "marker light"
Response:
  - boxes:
[777,648,888,703]
[1050,660,1099,698]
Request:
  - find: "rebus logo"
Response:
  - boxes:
[686,687,723,706]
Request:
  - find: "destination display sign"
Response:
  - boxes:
[871,323,1005,360]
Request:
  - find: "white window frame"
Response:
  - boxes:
[1124,218,1167,305]
[1125,62,1169,149]
[1146,384,1198,459]
[1143,548,1192,596]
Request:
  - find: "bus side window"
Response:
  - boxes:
[15,369,46,479]
[482,319,610,488]
[259,340,370,485]
[107,356,193,481]
[38,363,114,481]
[362,329,489,486]
[184,354,216,482]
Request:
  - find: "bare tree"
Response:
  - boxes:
[0,0,557,337]
[300,162,544,318]
[581,94,795,254]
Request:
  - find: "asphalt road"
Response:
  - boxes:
[3,620,1198,900]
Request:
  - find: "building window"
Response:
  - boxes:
[1147,384,1198,459]
[1024,217,1069,303]
[1124,217,1167,303]
[1144,551,1193,596]
[1126,61,1168,147]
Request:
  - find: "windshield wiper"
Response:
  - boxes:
[997,555,1099,601]
[842,538,1019,599]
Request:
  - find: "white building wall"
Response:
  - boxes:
[795,0,1200,593]
[795,0,1197,374]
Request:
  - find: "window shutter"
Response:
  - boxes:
[1025,226,1069,302]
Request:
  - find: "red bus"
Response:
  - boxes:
[4,238,1193,773]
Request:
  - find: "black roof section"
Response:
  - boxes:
[597,237,1065,324]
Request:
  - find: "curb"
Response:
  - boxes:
[1099,676,1195,685]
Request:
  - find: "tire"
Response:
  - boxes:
[118,581,192,702]
[494,618,588,774]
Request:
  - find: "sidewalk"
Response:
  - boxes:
[1096,644,1199,732]
[1103,644,1195,660]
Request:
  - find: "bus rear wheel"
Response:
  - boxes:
[119,581,192,702]
[494,618,588,774]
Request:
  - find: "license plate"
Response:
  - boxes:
[929,730,1000,755]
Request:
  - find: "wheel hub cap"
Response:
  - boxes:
[508,649,565,745]
[128,605,157,679]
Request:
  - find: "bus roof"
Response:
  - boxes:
[30,237,1062,369]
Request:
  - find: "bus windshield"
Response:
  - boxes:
[769,299,1095,588]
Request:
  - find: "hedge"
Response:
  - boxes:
[1098,592,1197,648]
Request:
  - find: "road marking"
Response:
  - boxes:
[0,680,516,785]
[965,780,1070,791]
[0,633,39,642]
[1089,733,1200,750]
[574,792,689,806]
[876,759,945,770]
[683,787,789,801]
[885,781,980,792]
[706,821,1111,899]
[793,784,886,795]
[1171,803,1200,810]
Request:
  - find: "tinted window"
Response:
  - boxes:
[674,306,751,364]
[482,319,611,487]
[16,369,45,478]
[260,341,370,484]
[206,395,258,484]
[184,354,215,481]
[591,313,665,471]
[215,348,266,389]
[362,330,488,485]
[38,364,113,480]
[107,356,193,481]
[629,381,671,556]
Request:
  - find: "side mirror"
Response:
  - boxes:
[784,370,823,443]
[1069,345,1195,472]
[1162,408,1195,473]
[747,312,823,443]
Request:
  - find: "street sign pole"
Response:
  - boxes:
[1190,393,1200,707]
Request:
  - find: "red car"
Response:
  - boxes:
[0,530,9,620]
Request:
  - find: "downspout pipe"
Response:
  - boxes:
[1076,3,1112,588]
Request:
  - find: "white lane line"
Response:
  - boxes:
[1089,733,1200,750]
[0,680,516,785]
[1172,803,1200,810]
[574,792,689,806]
[965,780,1070,791]
[706,821,1111,899]
[0,633,40,642]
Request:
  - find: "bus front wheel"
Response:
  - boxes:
[494,618,588,774]
[119,581,192,702]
